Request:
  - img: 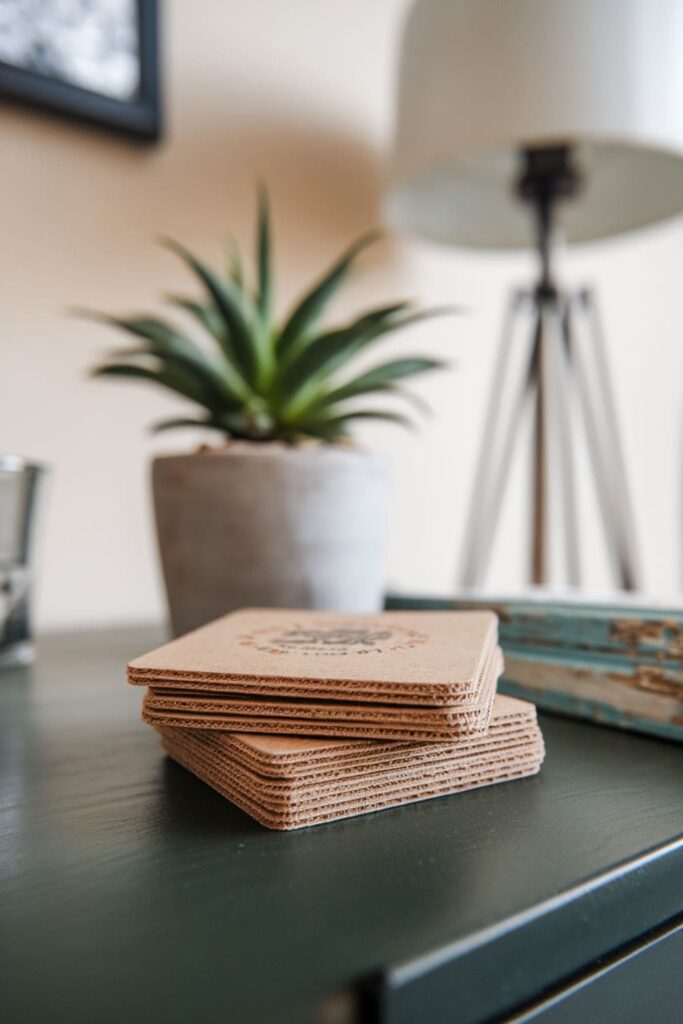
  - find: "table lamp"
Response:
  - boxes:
[385,0,683,589]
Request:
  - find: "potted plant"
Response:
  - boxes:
[86,191,449,635]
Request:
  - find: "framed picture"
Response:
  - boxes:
[0,0,161,142]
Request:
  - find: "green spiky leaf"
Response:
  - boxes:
[91,362,218,409]
[80,312,249,409]
[161,238,261,386]
[302,408,416,439]
[276,230,381,357]
[256,185,272,322]
[150,417,219,434]
[301,357,444,418]
[226,237,244,290]
[279,308,451,415]
[150,414,248,436]
[166,295,227,346]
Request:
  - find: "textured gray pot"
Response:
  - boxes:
[152,443,388,635]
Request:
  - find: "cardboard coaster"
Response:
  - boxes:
[143,696,495,741]
[219,693,539,778]
[129,608,499,707]
[161,728,544,818]
[159,695,541,788]
[141,643,500,741]
[162,730,545,811]
[160,720,544,831]
[229,728,540,783]
[168,752,542,830]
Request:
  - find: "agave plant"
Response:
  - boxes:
[86,190,450,442]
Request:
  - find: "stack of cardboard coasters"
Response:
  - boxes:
[157,695,543,830]
[128,609,545,829]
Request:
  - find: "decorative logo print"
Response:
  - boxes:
[238,622,428,657]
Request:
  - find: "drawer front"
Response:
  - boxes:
[507,919,683,1024]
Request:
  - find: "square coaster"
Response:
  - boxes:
[141,644,502,741]
[129,608,499,706]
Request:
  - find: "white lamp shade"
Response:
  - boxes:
[385,0,683,248]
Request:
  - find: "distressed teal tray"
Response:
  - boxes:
[386,594,683,743]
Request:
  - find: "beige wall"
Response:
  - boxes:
[1,0,682,631]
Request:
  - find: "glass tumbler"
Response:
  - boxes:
[0,457,45,668]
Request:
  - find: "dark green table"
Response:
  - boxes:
[1,629,682,1024]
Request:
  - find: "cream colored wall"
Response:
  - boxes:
[1,0,682,631]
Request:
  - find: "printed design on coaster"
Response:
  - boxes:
[237,620,429,658]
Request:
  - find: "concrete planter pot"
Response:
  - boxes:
[152,443,388,635]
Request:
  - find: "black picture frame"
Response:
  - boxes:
[0,0,161,143]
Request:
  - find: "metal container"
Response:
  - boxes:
[0,456,45,668]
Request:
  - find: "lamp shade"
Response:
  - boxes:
[385,0,683,248]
